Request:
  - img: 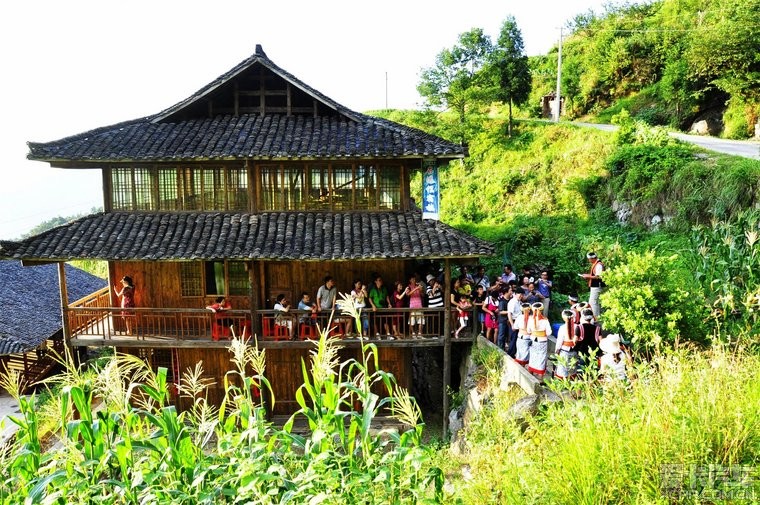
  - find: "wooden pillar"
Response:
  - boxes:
[57,262,72,356]
[442,258,452,439]
[249,261,262,337]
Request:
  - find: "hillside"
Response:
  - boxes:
[528,0,759,138]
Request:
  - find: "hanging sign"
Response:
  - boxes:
[422,158,440,221]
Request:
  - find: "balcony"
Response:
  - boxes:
[67,289,476,349]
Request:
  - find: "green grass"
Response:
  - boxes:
[433,347,760,504]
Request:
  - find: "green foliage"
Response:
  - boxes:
[527,0,759,137]
[600,249,707,351]
[23,207,102,239]
[437,348,760,503]
[0,301,441,504]
[688,211,760,345]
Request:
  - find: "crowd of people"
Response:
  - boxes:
[239,251,628,380]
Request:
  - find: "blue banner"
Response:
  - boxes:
[422,159,440,221]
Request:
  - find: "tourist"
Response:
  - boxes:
[580,251,606,318]
[114,275,136,335]
[406,274,425,338]
[473,265,490,292]
[297,291,317,325]
[273,294,293,338]
[472,284,487,337]
[368,274,391,337]
[554,309,579,380]
[316,275,337,312]
[451,278,471,338]
[391,280,407,339]
[426,274,444,336]
[350,279,370,336]
[496,286,512,351]
[506,290,524,357]
[536,270,552,313]
[483,290,499,344]
[501,264,517,284]
[523,282,544,306]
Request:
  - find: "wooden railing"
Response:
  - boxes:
[65,306,479,343]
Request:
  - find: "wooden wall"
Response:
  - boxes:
[121,345,412,417]
[111,259,411,311]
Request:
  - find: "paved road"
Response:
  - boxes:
[573,122,760,160]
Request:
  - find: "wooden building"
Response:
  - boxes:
[0,260,106,391]
[1,45,493,426]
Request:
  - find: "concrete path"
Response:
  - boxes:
[0,392,21,444]
[572,121,760,160]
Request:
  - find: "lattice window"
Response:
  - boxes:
[111,168,135,210]
[202,168,226,210]
[180,168,203,211]
[133,168,154,210]
[307,164,330,210]
[282,165,305,210]
[228,262,249,296]
[260,165,279,211]
[227,168,249,211]
[158,169,180,211]
[355,164,376,210]
[378,165,401,210]
[180,262,203,297]
[332,164,353,211]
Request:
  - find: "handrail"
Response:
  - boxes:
[64,306,476,342]
[69,286,111,308]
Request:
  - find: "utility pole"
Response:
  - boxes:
[385,71,388,109]
[554,26,563,122]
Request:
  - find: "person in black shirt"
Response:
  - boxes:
[574,308,602,371]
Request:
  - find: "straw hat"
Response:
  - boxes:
[599,333,623,354]
[426,274,435,284]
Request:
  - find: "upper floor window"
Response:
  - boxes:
[180,261,249,297]
[111,166,249,211]
[259,163,402,211]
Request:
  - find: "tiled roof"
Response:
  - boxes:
[1,212,494,261]
[0,261,106,355]
[27,45,465,163]
[27,114,464,162]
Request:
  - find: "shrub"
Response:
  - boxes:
[600,249,707,351]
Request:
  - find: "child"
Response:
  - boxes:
[451,278,472,338]
[471,284,487,337]
[391,281,406,339]
[483,291,499,344]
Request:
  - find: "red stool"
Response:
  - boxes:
[299,323,317,340]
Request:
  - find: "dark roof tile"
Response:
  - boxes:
[2,212,493,262]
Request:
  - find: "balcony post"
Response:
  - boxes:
[57,262,73,358]
[442,258,451,439]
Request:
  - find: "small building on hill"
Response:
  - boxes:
[0,261,106,391]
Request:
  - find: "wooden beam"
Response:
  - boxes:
[286,83,292,116]
[442,258,451,439]
[57,262,72,356]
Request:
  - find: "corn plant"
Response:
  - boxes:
[0,295,441,504]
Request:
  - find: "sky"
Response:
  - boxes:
[0,0,612,240]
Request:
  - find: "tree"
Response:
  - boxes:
[486,16,531,136]
[417,28,493,143]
